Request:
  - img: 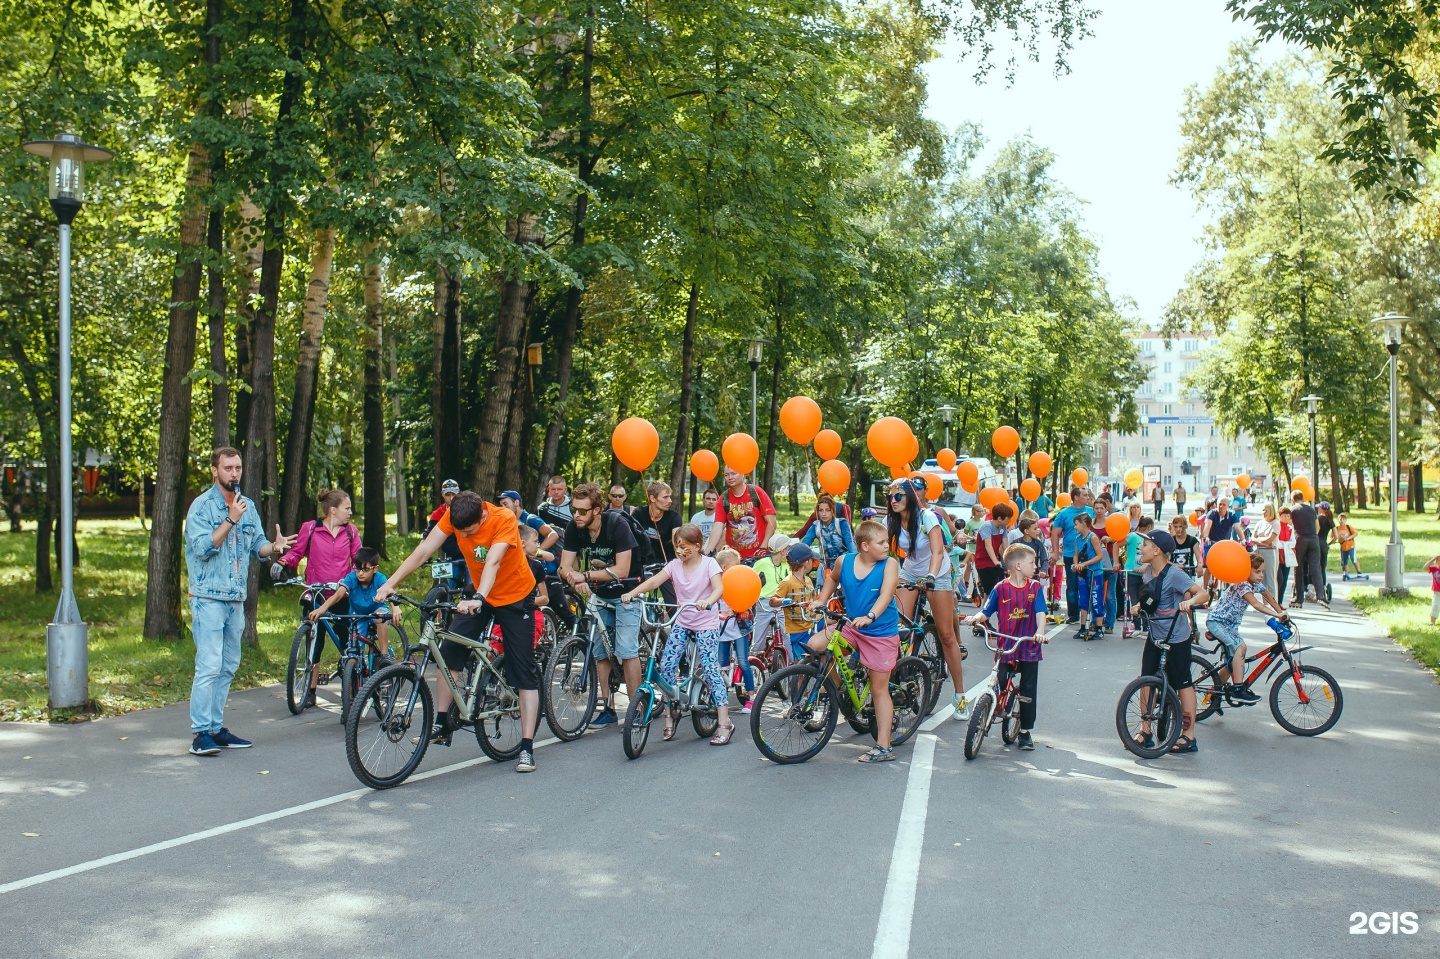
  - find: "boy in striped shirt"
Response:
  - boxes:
[965,542,1049,750]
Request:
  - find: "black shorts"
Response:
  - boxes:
[438,600,539,691]
[1141,638,1192,691]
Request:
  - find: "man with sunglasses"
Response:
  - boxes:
[560,482,642,728]
[608,485,631,514]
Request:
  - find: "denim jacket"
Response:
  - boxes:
[185,483,269,602]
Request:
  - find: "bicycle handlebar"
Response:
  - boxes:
[969,624,1029,655]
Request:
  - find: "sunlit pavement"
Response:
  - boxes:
[2,589,1437,958]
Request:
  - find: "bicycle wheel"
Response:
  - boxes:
[963,692,994,760]
[340,657,362,725]
[345,662,432,789]
[474,672,525,762]
[750,663,837,764]
[692,679,720,739]
[1269,664,1343,736]
[1115,675,1182,759]
[883,655,931,748]
[286,623,316,714]
[542,635,595,741]
[917,628,945,716]
[622,686,654,760]
[1191,657,1224,723]
[1001,690,1021,745]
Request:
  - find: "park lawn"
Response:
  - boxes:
[1349,588,1440,678]
[1339,507,1440,574]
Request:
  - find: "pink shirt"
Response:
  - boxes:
[280,520,360,585]
[666,556,722,630]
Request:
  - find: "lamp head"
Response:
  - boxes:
[1370,312,1408,351]
[1300,393,1321,416]
[937,404,957,424]
[747,338,766,366]
[22,133,113,222]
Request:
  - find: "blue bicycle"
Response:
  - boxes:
[279,576,390,721]
[621,602,721,759]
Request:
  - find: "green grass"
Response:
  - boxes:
[1349,588,1440,678]
[1336,507,1440,574]
[0,518,425,723]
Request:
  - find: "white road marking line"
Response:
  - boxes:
[871,732,937,959]
[0,736,559,896]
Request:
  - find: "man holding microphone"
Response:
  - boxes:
[185,447,297,756]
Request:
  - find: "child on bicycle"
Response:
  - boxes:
[770,543,821,663]
[620,525,735,745]
[1204,552,1289,703]
[808,519,903,763]
[518,524,550,642]
[1070,512,1105,640]
[964,542,1048,750]
[306,547,392,691]
[714,547,756,713]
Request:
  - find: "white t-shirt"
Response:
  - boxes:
[691,509,717,541]
[1250,517,1277,549]
[896,510,952,580]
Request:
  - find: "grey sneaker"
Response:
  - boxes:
[515,749,536,773]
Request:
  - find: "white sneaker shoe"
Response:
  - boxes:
[952,695,971,721]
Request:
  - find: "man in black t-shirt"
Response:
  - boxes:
[559,482,641,727]
[633,480,682,608]
[1289,492,1326,608]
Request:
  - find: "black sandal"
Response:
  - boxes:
[1133,731,1154,749]
[1170,735,1199,754]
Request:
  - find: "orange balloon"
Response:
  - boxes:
[1105,513,1131,541]
[689,449,719,483]
[721,564,763,612]
[937,448,957,471]
[867,417,913,468]
[1236,472,1251,490]
[1020,478,1042,502]
[1056,492,1072,509]
[1071,467,1089,488]
[911,471,942,501]
[978,486,1008,510]
[611,417,660,471]
[814,429,842,460]
[1290,476,1307,491]
[779,396,823,445]
[1028,451,1052,479]
[1206,540,1251,585]
[817,459,851,496]
[991,425,1020,459]
[956,460,980,493]
[721,433,759,474]
[1190,511,1202,527]
[890,463,910,481]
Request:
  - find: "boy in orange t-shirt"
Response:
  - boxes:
[378,490,541,771]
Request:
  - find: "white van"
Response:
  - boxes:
[868,456,1001,520]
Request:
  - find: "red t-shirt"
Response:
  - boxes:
[429,504,447,522]
[720,485,776,559]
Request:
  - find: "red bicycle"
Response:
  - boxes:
[963,626,1030,759]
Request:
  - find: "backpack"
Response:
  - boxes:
[604,508,659,570]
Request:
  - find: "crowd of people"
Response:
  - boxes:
[182,448,1359,769]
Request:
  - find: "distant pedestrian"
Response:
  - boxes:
[1173,483,1187,516]
[1427,554,1440,625]
[1152,482,1165,520]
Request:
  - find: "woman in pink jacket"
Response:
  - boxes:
[278,489,361,708]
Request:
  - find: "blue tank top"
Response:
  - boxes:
[839,553,900,637]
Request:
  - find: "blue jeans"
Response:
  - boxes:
[189,597,245,734]
[1063,556,1079,619]
[591,596,642,660]
[718,625,755,693]
[1103,570,1118,630]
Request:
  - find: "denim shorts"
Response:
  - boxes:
[899,568,954,591]
[590,597,641,660]
[788,628,816,661]
[1341,548,1355,565]
[1207,617,1244,654]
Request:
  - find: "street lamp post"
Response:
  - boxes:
[1371,313,1410,596]
[747,338,767,437]
[937,405,957,450]
[22,132,113,711]
[1300,393,1321,496]
[1055,430,1066,493]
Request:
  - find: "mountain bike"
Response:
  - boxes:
[749,609,932,764]
[278,576,349,715]
[963,626,1028,760]
[1114,612,1186,759]
[344,593,527,789]
[1190,619,1342,734]
[621,603,725,758]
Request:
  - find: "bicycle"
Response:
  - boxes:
[621,602,727,758]
[278,576,351,715]
[1114,611,1187,759]
[748,609,932,764]
[344,593,528,789]
[541,578,658,740]
[1189,619,1343,734]
[962,626,1029,760]
[896,580,966,717]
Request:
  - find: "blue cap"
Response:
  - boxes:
[499,490,523,503]
[786,543,816,564]
[1142,530,1176,555]
[441,478,460,493]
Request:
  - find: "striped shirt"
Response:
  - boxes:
[980,578,1047,663]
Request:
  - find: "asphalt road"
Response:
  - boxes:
[2,590,1438,959]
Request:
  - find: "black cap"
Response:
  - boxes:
[1142,530,1176,555]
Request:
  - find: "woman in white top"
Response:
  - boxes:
[1251,503,1280,599]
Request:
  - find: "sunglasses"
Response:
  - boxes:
[888,491,908,501]
[573,505,598,516]
[354,564,378,572]
[609,492,626,499]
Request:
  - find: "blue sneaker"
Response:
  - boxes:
[589,707,618,728]
[212,728,253,749]
[189,732,222,756]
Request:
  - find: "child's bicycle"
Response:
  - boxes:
[277,574,391,721]
[1190,618,1343,734]
[748,609,932,764]
[962,626,1029,760]
[622,602,724,758]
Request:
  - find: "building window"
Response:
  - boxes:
[1141,445,1150,457]
[1164,446,1173,457]
[1164,404,1173,414]
[1163,426,1173,437]
[1186,425,1196,437]
[1142,340,1154,353]
[1163,361,1173,373]
[1210,446,1219,459]
[1141,426,1150,437]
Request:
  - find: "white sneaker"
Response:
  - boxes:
[952,695,971,721]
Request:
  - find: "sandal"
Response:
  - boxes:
[858,746,895,763]
[709,722,736,746]
[663,707,677,741]
[1170,735,1199,754]
[1132,731,1154,749]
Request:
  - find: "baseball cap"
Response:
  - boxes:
[1319,500,1332,511]
[499,490,523,504]
[786,543,816,564]
[768,533,793,553]
[441,478,460,494]
[1141,530,1176,555]
[859,507,877,519]
[908,476,927,492]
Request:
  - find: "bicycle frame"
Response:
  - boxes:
[1200,628,1315,698]
[403,614,512,726]
[628,603,713,723]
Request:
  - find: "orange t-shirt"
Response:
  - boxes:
[437,504,536,607]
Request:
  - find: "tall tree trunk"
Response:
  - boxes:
[1324,427,1346,512]
[500,354,531,494]
[788,461,799,515]
[668,283,700,492]
[431,263,462,494]
[143,144,210,639]
[278,226,336,535]
[6,326,60,592]
[361,245,386,553]
[389,341,409,536]
[762,302,783,491]
[688,395,701,516]
[1355,464,1367,509]
[206,206,229,447]
[232,195,263,448]
[473,215,541,497]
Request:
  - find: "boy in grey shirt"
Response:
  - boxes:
[1131,530,1209,754]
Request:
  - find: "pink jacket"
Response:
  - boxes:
[280,520,360,584]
